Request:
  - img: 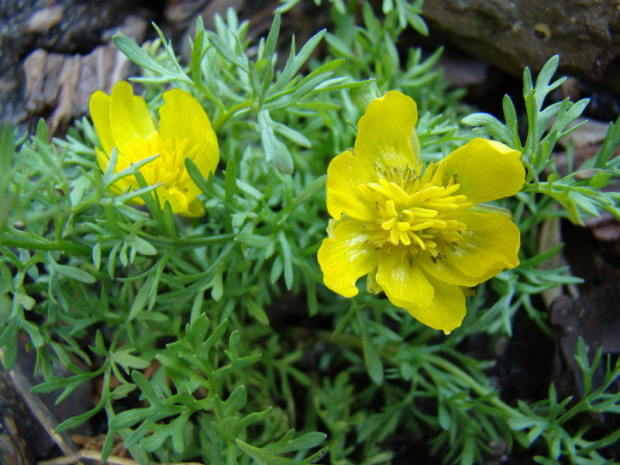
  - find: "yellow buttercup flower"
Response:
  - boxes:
[317,91,525,334]
[90,81,219,217]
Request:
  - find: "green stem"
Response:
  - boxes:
[212,101,252,132]
[139,232,237,249]
[312,328,523,419]
[0,234,91,255]
[427,354,519,417]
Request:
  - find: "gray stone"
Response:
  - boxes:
[0,0,139,133]
[421,0,620,92]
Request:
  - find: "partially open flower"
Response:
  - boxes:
[317,91,525,334]
[90,81,219,217]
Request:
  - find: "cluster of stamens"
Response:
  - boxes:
[366,170,471,258]
[123,133,193,195]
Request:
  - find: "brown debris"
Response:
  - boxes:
[550,275,620,398]
[585,212,620,242]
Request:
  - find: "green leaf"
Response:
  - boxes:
[69,175,90,208]
[258,109,294,173]
[92,242,101,270]
[594,116,620,168]
[246,299,270,325]
[278,174,325,225]
[207,32,248,70]
[113,35,192,84]
[260,12,281,62]
[357,312,384,385]
[187,313,210,348]
[535,54,561,94]
[112,349,151,371]
[111,383,137,399]
[210,269,224,302]
[224,159,238,205]
[20,319,44,348]
[236,179,264,200]
[110,406,153,429]
[203,319,229,354]
[235,233,273,248]
[218,385,247,417]
[278,231,294,290]
[56,401,105,432]
[271,120,312,148]
[50,260,96,284]
[0,319,18,369]
[128,235,157,256]
[131,371,162,407]
[185,157,210,194]
[235,408,272,432]
[170,411,191,453]
[141,431,168,452]
[128,275,157,321]
[14,292,35,310]
[270,29,327,96]
[278,431,327,453]
[461,113,512,146]
[235,438,319,465]
[0,124,14,176]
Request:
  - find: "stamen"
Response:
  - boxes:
[381,217,398,230]
[368,172,470,256]
[385,200,398,217]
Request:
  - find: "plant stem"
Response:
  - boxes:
[427,354,519,417]
[0,234,91,255]
[312,327,523,419]
[212,101,252,132]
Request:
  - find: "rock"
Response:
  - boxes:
[23,15,148,134]
[551,276,620,398]
[557,116,611,149]
[421,0,620,93]
[0,0,148,134]
[0,363,35,465]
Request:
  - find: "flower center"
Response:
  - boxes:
[367,174,471,258]
[121,133,193,194]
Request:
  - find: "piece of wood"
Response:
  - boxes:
[0,359,35,465]
[421,0,620,92]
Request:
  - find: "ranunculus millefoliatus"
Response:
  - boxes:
[90,81,219,217]
[317,91,525,334]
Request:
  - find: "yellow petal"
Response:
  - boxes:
[375,250,434,308]
[354,90,418,176]
[159,89,219,178]
[109,81,156,156]
[89,90,115,155]
[155,186,190,215]
[366,269,383,294]
[440,138,524,204]
[326,149,378,221]
[420,210,520,285]
[402,277,466,334]
[317,218,379,297]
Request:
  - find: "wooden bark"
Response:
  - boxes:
[421,0,620,92]
[0,362,35,465]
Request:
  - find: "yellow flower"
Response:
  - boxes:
[89,81,219,217]
[317,91,525,334]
